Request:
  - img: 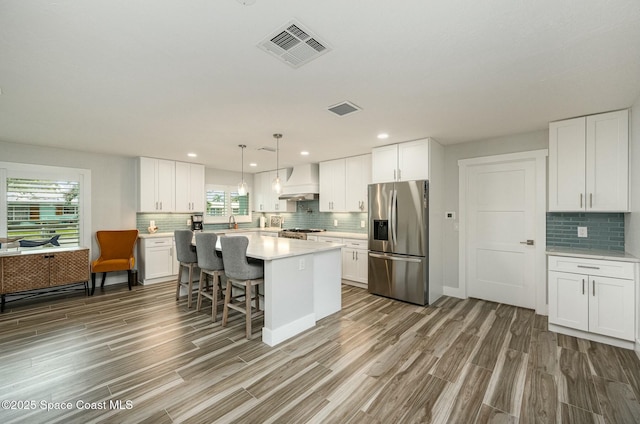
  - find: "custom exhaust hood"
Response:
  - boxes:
[279,163,319,201]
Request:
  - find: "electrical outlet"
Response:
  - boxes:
[187,219,192,226]
[360,220,365,228]
[577,226,588,238]
[299,258,305,270]
[333,219,338,227]
[445,211,456,220]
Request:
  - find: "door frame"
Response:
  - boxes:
[458,150,548,314]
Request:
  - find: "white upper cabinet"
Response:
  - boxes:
[345,154,371,212]
[252,169,295,213]
[138,157,175,212]
[319,159,346,212]
[371,139,430,183]
[549,109,628,212]
[175,162,205,212]
[319,154,371,213]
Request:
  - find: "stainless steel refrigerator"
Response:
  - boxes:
[368,180,429,305]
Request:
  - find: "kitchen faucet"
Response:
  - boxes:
[229,215,237,229]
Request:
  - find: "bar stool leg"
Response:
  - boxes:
[212,273,220,322]
[175,264,182,301]
[187,264,194,308]
[222,279,233,327]
[196,270,205,312]
[245,282,252,339]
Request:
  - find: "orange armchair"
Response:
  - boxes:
[91,230,139,295]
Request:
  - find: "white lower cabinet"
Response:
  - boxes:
[317,236,368,288]
[342,239,368,287]
[138,237,178,284]
[548,255,637,347]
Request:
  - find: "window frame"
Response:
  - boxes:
[204,184,252,224]
[0,162,92,249]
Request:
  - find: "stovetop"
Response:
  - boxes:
[281,228,326,233]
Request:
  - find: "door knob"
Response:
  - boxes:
[519,240,534,245]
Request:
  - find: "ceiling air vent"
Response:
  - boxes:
[327,101,362,117]
[258,20,331,69]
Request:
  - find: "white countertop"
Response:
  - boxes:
[217,234,344,260]
[138,227,283,239]
[546,247,640,263]
[138,228,368,240]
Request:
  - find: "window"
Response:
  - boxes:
[1,162,91,250]
[7,178,80,246]
[204,185,251,223]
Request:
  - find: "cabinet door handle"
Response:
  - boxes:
[580,193,583,208]
[398,169,401,180]
[155,201,158,210]
[356,251,358,260]
[352,251,355,260]
[592,280,595,296]
[590,193,593,208]
[519,240,534,245]
[577,265,600,270]
[582,278,585,295]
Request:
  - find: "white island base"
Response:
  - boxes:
[262,248,342,346]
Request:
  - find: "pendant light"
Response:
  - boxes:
[237,144,248,196]
[272,133,283,194]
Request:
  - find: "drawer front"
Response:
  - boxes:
[548,255,635,279]
[342,238,367,249]
[144,237,173,248]
[317,236,343,244]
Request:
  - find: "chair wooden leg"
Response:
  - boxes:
[127,270,132,291]
[212,273,220,322]
[175,264,182,301]
[187,264,194,308]
[101,272,107,288]
[222,279,233,327]
[196,270,205,312]
[245,282,252,339]
[255,283,261,312]
[90,273,96,296]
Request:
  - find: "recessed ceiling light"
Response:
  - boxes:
[187,153,197,157]
[249,162,257,167]
[377,133,389,139]
[300,151,310,156]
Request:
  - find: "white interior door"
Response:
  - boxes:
[466,159,537,308]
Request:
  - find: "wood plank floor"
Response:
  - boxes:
[1,282,640,423]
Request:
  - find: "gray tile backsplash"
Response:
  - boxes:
[137,199,368,234]
[546,212,625,251]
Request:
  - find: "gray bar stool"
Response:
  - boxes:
[174,229,199,308]
[220,236,264,339]
[195,232,225,321]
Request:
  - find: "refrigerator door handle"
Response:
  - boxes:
[390,189,397,245]
[369,252,422,263]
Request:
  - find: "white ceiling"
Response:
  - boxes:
[1,0,639,173]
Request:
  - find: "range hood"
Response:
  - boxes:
[279,163,319,201]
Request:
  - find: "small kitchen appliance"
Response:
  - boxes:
[191,214,203,231]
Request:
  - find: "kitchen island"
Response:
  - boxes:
[211,234,343,346]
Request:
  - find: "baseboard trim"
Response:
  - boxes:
[443,285,465,299]
[549,323,635,350]
[262,313,316,347]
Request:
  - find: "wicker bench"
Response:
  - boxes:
[0,247,90,312]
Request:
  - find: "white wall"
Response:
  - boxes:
[625,98,640,257]
[442,130,549,289]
